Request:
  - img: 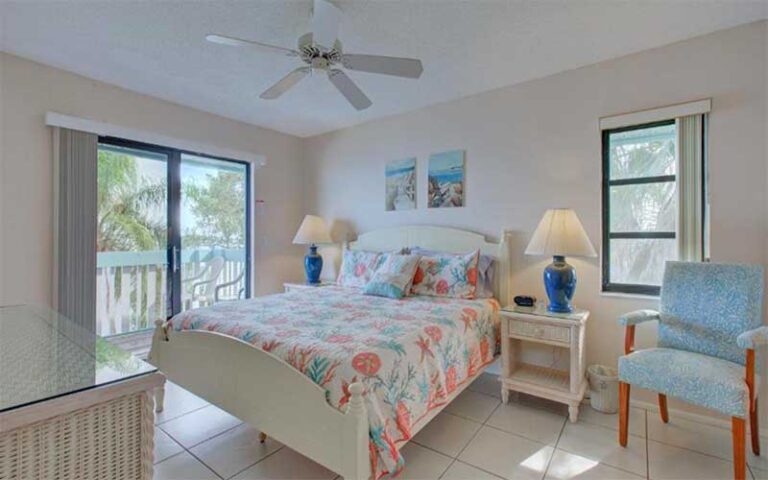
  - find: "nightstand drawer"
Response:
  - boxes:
[508,319,570,344]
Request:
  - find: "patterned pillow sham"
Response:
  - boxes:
[410,247,495,298]
[411,250,480,299]
[363,254,421,299]
[337,250,382,288]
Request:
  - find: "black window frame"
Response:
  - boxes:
[601,119,676,296]
[97,136,252,319]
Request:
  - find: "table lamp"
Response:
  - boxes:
[524,209,596,313]
[293,215,333,284]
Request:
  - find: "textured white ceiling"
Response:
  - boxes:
[1,1,766,137]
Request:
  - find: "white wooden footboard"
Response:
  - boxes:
[149,321,370,480]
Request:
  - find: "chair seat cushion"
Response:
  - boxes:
[618,348,749,417]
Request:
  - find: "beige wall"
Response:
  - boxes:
[303,22,768,416]
[0,52,306,306]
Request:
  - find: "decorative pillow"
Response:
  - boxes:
[411,247,495,298]
[337,250,382,288]
[363,254,421,299]
[411,250,480,299]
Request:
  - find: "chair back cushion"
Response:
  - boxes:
[659,261,764,365]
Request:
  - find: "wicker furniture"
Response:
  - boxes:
[0,305,164,480]
[500,305,589,422]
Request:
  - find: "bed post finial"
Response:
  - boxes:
[497,229,512,307]
[152,319,167,342]
[342,382,370,480]
[149,320,167,367]
[348,383,365,411]
[149,320,168,413]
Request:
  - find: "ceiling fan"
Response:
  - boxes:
[206,0,423,111]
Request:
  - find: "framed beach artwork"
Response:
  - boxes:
[385,157,417,211]
[428,150,465,208]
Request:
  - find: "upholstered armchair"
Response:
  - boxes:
[617,262,765,480]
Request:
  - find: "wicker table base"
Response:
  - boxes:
[0,378,162,480]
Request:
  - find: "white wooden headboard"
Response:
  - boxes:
[347,225,511,306]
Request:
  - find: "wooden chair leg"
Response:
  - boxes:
[658,394,669,423]
[259,432,267,443]
[733,417,746,480]
[619,382,630,447]
[751,398,760,456]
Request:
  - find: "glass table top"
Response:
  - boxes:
[0,305,157,413]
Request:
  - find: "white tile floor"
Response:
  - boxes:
[153,373,759,479]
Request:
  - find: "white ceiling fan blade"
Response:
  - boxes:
[206,34,298,56]
[328,69,372,110]
[342,54,423,79]
[311,0,341,50]
[260,67,311,99]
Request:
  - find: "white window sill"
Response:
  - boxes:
[600,291,660,301]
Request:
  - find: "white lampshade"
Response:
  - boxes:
[293,215,332,245]
[524,209,597,257]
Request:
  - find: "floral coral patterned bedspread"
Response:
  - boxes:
[169,286,500,478]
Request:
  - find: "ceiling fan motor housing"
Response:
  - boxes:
[298,32,342,70]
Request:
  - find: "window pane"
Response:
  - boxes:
[609,123,676,180]
[609,182,676,232]
[180,154,248,310]
[609,238,677,286]
[96,145,168,336]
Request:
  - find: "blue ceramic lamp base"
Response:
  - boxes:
[544,255,577,313]
[304,244,323,284]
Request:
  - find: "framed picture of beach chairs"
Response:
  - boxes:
[385,157,417,211]
[428,150,465,208]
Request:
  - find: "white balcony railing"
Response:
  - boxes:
[96,247,246,337]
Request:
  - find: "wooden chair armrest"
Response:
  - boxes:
[624,325,636,355]
[738,326,768,349]
[746,348,756,404]
[619,310,660,355]
[618,310,660,327]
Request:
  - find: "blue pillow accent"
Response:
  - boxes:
[363,281,405,299]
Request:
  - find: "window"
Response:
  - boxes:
[602,113,707,296]
[96,137,251,337]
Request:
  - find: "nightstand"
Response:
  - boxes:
[283,282,334,293]
[500,305,589,422]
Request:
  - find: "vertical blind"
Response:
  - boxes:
[53,127,98,333]
[676,114,705,262]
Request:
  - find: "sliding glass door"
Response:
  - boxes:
[96,138,251,337]
[180,153,250,311]
[96,143,169,337]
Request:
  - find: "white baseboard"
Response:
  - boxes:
[631,399,768,437]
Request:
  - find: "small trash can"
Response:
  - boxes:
[588,365,619,414]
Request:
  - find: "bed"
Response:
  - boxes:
[149,226,511,479]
